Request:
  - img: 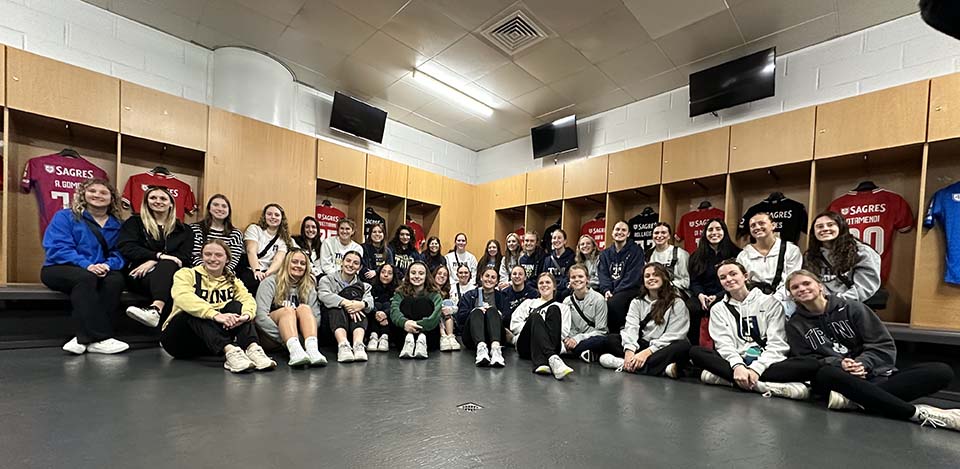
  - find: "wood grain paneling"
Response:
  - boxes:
[120,81,208,151]
[441,177,480,256]
[366,155,407,197]
[526,165,563,204]
[662,127,729,183]
[729,108,815,173]
[607,143,661,192]
[6,49,119,131]
[563,155,608,199]
[317,140,366,187]
[928,73,960,143]
[492,173,526,209]
[407,166,442,205]
[0,46,5,106]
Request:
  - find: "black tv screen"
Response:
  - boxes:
[330,92,387,143]
[531,115,578,159]
[689,47,776,117]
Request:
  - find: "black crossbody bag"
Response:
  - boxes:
[81,217,111,258]
[723,301,767,349]
[569,295,595,328]
[751,241,787,295]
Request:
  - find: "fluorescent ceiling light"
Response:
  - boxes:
[412,69,494,118]
[552,115,575,126]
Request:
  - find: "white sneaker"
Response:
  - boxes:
[440,335,452,352]
[916,404,960,432]
[245,343,277,371]
[367,332,379,351]
[665,363,679,379]
[287,348,310,367]
[353,343,368,362]
[62,337,86,355]
[475,342,490,367]
[377,334,390,352]
[399,334,415,359]
[224,345,254,373]
[413,335,428,359]
[534,365,552,375]
[489,345,505,368]
[700,369,733,387]
[86,338,130,354]
[827,391,860,410]
[449,336,461,351]
[126,305,160,328]
[337,343,355,363]
[306,349,328,367]
[599,353,624,371]
[755,381,810,400]
[548,355,573,380]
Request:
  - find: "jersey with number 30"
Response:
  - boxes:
[827,188,913,283]
[21,153,109,235]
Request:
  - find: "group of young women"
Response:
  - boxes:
[40,178,960,433]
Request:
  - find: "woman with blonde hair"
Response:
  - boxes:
[240,203,293,294]
[574,235,600,290]
[499,233,523,289]
[255,248,327,367]
[119,186,193,329]
[41,178,129,354]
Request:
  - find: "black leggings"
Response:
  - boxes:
[605,333,692,376]
[606,288,639,334]
[689,346,820,387]
[812,362,954,420]
[237,268,260,298]
[327,308,368,335]
[367,312,391,339]
[41,265,124,344]
[684,296,712,346]
[126,260,179,306]
[516,305,562,369]
[160,301,258,357]
[461,308,504,350]
[388,297,441,351]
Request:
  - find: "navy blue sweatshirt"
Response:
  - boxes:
[598,241,644,295]
[455,287,511,328]
[518,248,544,287]
[689,245,741,299]
[360,243,394,282]
[541,247,576,298]
[501,284,538,314]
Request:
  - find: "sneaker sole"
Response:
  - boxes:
[288,357,310,367]
[476,358,490,367]
[490,361,505,368]
[86,345,130,354]
[309,360,328,367]
[224,363,255,373]
[554,369,573,380]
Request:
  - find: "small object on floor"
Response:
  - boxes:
[399,334,415,359]
[224,345,255,373]
[700,369,732,387]
[126,305,161,328]
[665,363,679,379]
[245,344,277,371]
[86,338,130,354]
[367,332,379,351]
[414,334,428,359]
[475,342,490,367]
[827,391,860,410]
[62,337,86,355]
[548,355,573,380]
[489,345,505,368]
[353,343,368,362]
[916,404,960,432]
[377,334,390,352]
[337,343,355,363]
[599,354,624,371]
[755,381,810,400]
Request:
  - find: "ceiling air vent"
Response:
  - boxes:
[480,7,551,56]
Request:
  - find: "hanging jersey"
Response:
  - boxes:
[677,207,725,253]
[923,182,960,284]
[364,209,387,240]
[20,153,109,235]
[515,226,525,237]
[407,220,425,250]
[828,188,913,283]
[122,172,198,221]
[581,218,606,249]
[315,204,346,241]
[737,197,808,244]
[627,211,659,250]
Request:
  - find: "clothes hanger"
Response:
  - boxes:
[321,199,332,207]
[58,148,80,158]
[853,181,878,191]
[698,200,712,209]
[641,206,655,215]
[365,207,375,213]
[595,211,605,219]
[765,191,786,202]
[152,166,171,175]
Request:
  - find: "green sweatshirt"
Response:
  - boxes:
[389,289,442,331]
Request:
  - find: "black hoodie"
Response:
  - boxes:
[786,295,897,377]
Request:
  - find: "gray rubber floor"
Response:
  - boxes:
[2,346,959,468]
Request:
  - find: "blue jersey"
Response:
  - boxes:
[924,182,960,284]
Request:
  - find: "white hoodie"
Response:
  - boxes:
[708,288,788,375]
[621,295,690,353]
[509,298,571,352]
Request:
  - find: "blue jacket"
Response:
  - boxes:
[43,209,125,270]
[541,247,576,297]
[501,284,538,313]
[598,241,644,295]
[455,287,511,328]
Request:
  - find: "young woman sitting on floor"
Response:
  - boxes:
[510,272,574,380]
[456,266,510,367]
[390,261,442,359]
[318,250,374,363]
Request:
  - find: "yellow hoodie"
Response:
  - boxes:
[163,265,256,330]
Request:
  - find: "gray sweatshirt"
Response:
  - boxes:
[648,246,690,291]
[582,257,600,289]
[253,274,322,343]
[319,237,364,276]
[816,243,881,303]
[316,272,374,312]
[562,288,608,342]
[621,296,690,353]
[708,288,789,375]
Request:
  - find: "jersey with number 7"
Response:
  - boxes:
[827,188,914,283]
[21,153,109,236]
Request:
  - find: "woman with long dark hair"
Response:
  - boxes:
[189,194,243,273]
[367,263,398,352]
[360,222,394,282]
[390,261,442,358]
[291,216,323,278]
[686,219,741,347]
[803,211,880,302]
[389,225,422,279]
[476,239,504,284]
[421,236,446,273]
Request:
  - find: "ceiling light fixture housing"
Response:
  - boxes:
[412,70,495,118]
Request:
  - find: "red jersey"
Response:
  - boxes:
[515,226,525,237]
[407,220,425,250]
[20,153,109,235]
[315,204,346,241]
[122,172,197,221]
[677,207,725,253]
[581,218,606,250]
[827,189,914,282]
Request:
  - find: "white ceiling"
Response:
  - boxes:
[84,0,920,151]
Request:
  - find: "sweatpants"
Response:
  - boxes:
[604,334,692,376]
[516,305,562,369]
[461,308,504,350]
[388,296,441,351]
[568,335,608,357]
[126,260,180,307]
[327,308,368,336]
[812,362,954,420]
[159,301,258,358]
[689,346,820,386]
[606,288,640,334]
[41,265,124,344]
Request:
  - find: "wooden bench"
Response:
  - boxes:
[0,283,148,302]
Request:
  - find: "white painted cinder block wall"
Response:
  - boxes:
[0,0,478,183]
[476,13,960,184]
